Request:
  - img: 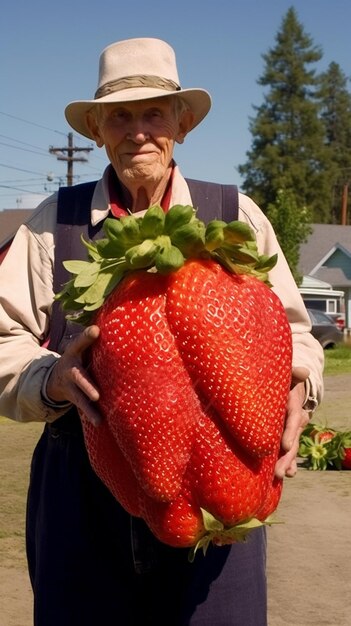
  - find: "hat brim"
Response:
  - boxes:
[65,87,211,139]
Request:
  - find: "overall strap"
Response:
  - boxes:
[53,181,99,295]
[48,181,98,352]
[185,178,239,222]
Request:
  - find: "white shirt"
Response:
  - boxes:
[0,165,324,422]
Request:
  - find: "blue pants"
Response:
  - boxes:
[26,413,268,625]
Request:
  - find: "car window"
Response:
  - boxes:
[311,310,331,325]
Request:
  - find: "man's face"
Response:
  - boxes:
[88,98,189,189]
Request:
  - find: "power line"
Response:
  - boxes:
[0,133,50,154]
[0,141,50,158]
[0,163,48,176]
[0,184,49,195]
[0,111,67,136]
[0,176,47,183]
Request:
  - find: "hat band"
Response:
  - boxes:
[95,75,181,99]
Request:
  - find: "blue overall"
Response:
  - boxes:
[26,179,268,626]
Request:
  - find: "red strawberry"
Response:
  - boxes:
[91,270,203,502]
[141,486,205,548]
[341,447,351,470]
[86,260,290,545]
[255,475,283,521]
[299,426,351,471]
[183,409,275,525]
[166,259,292,458]
[81,414,142,517]
[139,406,282,549]
[318,430,336,444]
[57,205,292,550]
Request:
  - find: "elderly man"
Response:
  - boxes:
[0,38,323,626]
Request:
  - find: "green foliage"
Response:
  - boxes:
[238,8,326,219]
[317,62,351,223]
[266,188,312,283]
[238,7,351,224]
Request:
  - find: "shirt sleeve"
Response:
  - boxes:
[238,192,324,410]
[0,197,72,422]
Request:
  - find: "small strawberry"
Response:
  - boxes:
[341,447,351,470]
[302,424,336,443]
[299,426,351,471]
[317,430,336,443]
[335,431,351,470]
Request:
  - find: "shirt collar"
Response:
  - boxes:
[91,163,177,226]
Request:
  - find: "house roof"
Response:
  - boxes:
[0,208,35,247]
[314,266,351,286]
[299,224,351,289]
[299,275,334,290]
[299,224,351,274]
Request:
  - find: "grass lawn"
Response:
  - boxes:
[323,342,351,375]
[0,418,43,568]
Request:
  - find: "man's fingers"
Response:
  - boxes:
[276,407,309,478]
[45,326,100,404]
[66,325,100,357]
[69,365,100,402]
[285,459,298,478]
[281,407,309,452]
[276,454,298,479]
[275,439,299,479]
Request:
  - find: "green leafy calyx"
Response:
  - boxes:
[188,509,281,562]
[55,204,277,325]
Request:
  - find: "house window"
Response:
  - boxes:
[326,300,337,314]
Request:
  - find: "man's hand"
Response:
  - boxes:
[274,366,310,479]
[46,325,102,426]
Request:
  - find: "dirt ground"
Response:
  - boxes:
[0,374,350,626]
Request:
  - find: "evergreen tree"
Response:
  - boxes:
[318,62,351,223]
[238,7,330,221]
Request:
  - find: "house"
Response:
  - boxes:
[298,275,345,330]
[0,208,36,262]
[298,224,351,330]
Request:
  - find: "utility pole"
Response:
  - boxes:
[49,132,93,186]
[341,182,349,225]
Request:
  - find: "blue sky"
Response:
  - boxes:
[1,0,351,210]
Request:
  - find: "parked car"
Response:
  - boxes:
[325,311,345,331]
[307,308,344,349]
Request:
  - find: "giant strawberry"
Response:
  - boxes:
[90,270,204,501]
[166,259,291,458]
[56,204,292,553]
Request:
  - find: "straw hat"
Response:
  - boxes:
[65,38,211,139]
